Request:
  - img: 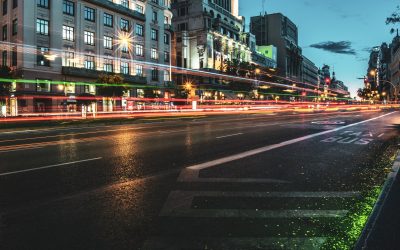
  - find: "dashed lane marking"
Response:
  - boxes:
[216,133,243,139]
[0,157,103,176]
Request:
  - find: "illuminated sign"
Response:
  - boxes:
[256,45,277,61]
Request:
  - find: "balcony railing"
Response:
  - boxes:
[62,67,147,85]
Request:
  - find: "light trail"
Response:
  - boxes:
[0,41,349,96]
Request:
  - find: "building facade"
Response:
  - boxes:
[171,0,252,89]
[301,56,318,86]
[250,13,303,81]
[1,0,173,113]
[390,34,400,100]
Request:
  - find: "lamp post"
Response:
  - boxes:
[379,79,398,102]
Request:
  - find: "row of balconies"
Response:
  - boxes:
[62,66,147,85]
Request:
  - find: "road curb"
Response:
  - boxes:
[354,152,400,249]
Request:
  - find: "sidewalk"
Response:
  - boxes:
[358,154,400,249]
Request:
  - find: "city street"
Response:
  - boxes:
[1,110,399,249]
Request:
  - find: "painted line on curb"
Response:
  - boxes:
[0,157,103,176]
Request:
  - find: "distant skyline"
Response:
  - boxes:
[240,0,398,97]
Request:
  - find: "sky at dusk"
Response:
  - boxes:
[240,0,399,97]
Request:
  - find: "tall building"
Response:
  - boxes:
[389,33,400,100]
[171,0,252,88]
[1,0,173,113]
[250,13,303,81]
[302,56,318,86]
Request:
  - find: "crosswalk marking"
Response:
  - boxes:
[160,190,357,218]
[178,168,291,183]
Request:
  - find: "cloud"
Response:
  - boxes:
[309,41,357,55]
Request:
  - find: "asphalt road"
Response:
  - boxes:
[1,110,400,249]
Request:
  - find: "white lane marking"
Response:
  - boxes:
[187,112,396,172]
[0,157,102,176]
[143,237,327,250]
[216,133,243,139]
[378,133,385,138]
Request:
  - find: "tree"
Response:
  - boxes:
[96,74,127,97]
[386,5,400,34]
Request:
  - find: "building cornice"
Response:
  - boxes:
[84,0,146,21]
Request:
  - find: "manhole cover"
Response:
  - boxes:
[311,121,346,125]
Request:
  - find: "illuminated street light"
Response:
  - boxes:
[184,81,192,91]
[370,69,376,76]
[116,30,134,54]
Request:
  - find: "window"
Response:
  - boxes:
[151,68,158,81]
[151,29,158,41]
[2,25,7,40]
[62,25,74,41]
[63,0,74,16]
[84,55,95,69]
[2,51,6,66]
[84,7,95,22]
[164,70,170,81]
[37,47,50,67]
[37,0,48,8]
[178,22,188,31]
[164,33,169,44]
[84,31,95,45]
[164,16,169,24]
[3,0,7,15]
[152,11,157,22]
[121,61,129,75]
[164,51,170,63]
[36,19,49,35]
[36,79,50,92]
[12,49,17,66]
[136,4,144,14]
[151,48,158,60]
[178,7,187,16]
[104,35,113,49]
[12,0,16,9]
[104,13,113,27]
[62,51,75,67]
[103,58,113,72]
[135,64,143,76]
[121,0,129,8]
[135,24,143,36]
[121,44,128,53]
[135,44,143,56]
[120,18,129,32]
[12,19,17,35]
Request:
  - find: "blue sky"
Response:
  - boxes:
[240,0,399,96]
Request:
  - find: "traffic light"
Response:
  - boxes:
[364,77,369,84]
[324,77,331,85]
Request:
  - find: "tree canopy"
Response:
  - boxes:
[96,74,128,97]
